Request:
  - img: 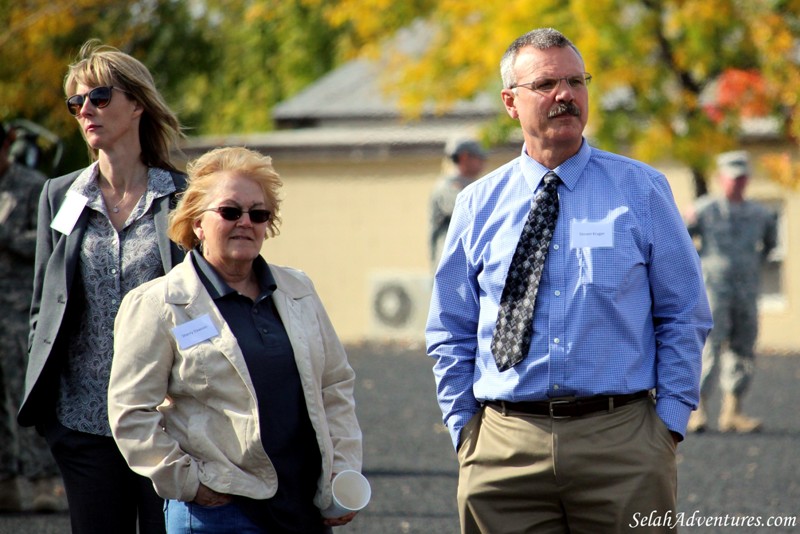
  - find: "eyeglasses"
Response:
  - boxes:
[203,206,271,223]
[65,86,130,116]
[511,73,592,95]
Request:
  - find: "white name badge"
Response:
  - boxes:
[172,314,220,350]
[570,219,614,249]
[50,191,89,235]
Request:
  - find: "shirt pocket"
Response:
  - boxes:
[575,231,645,292]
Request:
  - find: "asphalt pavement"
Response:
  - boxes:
[2,342,798,533]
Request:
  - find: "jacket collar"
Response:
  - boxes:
[165,253,313,309]
[162,254,315,404]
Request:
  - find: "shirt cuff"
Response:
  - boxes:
[655,396,693,439]
[447,410,478,452]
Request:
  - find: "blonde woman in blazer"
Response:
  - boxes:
[108,146,362,534]
[19,40,185,534]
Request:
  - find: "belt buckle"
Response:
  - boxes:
[548,399,573,419]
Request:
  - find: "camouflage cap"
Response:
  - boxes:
[716,150,751,179]
[445,138,488,161]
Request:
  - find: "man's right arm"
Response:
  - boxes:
[426,195,482,451]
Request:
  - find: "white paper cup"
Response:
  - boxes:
[321,470,371,518]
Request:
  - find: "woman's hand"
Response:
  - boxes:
[193,483,233,507]
[323,511,358,527]
[321,471,362,527]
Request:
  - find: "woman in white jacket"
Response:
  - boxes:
[108,146,362,533]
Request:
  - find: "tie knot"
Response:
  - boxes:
[544,172,561,186]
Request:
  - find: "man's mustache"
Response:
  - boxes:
[548,102,581,118]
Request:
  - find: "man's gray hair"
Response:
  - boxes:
[500,28,582,89]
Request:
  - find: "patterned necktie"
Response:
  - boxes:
[491,172,561,372]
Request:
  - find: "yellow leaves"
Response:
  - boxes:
[745,10,800,127]
[664,0,733,39]
[4,0,800,189]
[673,126,731,171]
[335,0,800,195]
[379,0,578,116]
[0,0,93,135]
[3,1,74,48]
[632,123,676,164]
[749,14,794,57]
[374,9,497,116]
[631,119,731,177]
[761,152,800,191]
[245,3,273,22]
[320,0,398,35]
[662,0,737,78]
[749,11,794,72]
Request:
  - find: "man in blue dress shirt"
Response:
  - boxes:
[425,28,712,533]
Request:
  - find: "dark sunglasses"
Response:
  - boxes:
[203,206,271,224]
[65,86,129,116]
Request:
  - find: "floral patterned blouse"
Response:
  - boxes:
[55,163,176,436]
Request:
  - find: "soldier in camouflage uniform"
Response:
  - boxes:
[429,138,487,269]
[0,124,63,511]
[686,150,778,433]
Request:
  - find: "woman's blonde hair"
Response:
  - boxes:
[169,146,283,251]
[64,39,183,171]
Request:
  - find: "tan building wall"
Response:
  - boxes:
[185,139,798,353]
[255,149,517,346]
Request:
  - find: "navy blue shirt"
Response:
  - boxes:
[192,250,324,533]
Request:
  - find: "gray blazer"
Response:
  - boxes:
[18,168,186,427]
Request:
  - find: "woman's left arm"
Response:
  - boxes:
[312,289,363,473]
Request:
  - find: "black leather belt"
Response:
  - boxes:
[486,390,651,419]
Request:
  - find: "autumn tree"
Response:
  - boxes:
[317,0,800,193]
[1,0,215,173]
[1,0,347,173]
[183,0,345,135]
[5,1,797,189]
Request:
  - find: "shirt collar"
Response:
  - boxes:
[69,163,177,209]
[190,249,277,300]
[519,139,591,193]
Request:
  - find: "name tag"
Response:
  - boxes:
[570,220,614,249]
[50,191,89,235]
[172,314,219,349]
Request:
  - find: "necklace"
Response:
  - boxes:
[112,191,127,213]
[103,169,148,214]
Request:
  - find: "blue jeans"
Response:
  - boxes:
[165,500,264,534]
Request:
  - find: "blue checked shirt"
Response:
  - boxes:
[426,141,712,451]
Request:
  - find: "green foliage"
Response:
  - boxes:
[1,0,215,173]
[0,0,348,173]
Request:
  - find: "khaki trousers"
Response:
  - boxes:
[456,398,677,534]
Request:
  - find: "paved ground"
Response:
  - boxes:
[2,343,798,533]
